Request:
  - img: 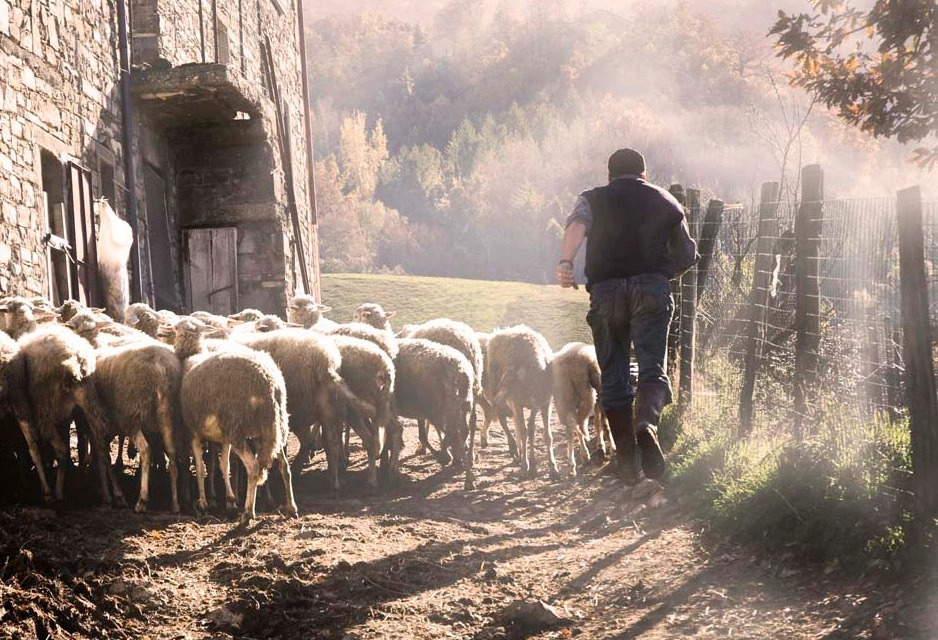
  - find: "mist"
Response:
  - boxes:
[304,0,935,280]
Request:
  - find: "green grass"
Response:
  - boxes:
[666,355,915,568]
[321,273,592,348]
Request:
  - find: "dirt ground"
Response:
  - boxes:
[1,421,935,640]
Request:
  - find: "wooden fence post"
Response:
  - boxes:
[897,185,938,537]
[792,165,824,437]
[667,183,686,377]
[679,188,700,412]
[696,198,725,303]
[738,182,780,437]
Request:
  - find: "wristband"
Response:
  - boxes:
[558,259,574,267]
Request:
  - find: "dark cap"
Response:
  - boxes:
[608,148,646,178]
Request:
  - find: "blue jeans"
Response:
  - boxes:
[587,274,674,410]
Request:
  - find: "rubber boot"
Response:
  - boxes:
[634,385,668,480]
[604,404,639,485]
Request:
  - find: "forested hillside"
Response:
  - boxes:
[303,0,930,281]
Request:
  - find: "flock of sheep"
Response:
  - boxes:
[0,294,613,525]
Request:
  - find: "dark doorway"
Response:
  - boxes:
[144,164,179,311]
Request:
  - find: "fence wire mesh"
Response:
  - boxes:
[677,191,936,439]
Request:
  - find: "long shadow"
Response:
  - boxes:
[218,525,569,638]
[606,569,714,639]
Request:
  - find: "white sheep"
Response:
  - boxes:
[485,325,556,479]
[394,338,475,490]
[288,294,338,331]
[549,342,609,478]
[171,319,297,524]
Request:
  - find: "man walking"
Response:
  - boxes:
[557,148,698,481]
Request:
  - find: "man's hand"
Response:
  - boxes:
[556,260,578,289]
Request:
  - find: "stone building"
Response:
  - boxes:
[0,0,321,315]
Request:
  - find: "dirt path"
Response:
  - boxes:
[0,424,930,639]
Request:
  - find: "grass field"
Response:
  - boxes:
[321,273,592,348]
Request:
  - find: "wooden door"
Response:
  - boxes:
[185,227,238,315]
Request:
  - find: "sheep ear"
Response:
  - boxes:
[227,319,244,327]
[317,305,332,313]
[34,310,60,320]
[204,327,227,336]
[287,322,304,328]
[91,307,107,314]
[385,311,397,319]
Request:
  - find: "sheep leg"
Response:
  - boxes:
[134,431,151,513]
[17,419,53,502]
[277,447,298,518]
[564,418,578,479]
[115,434,126,473]
[342,422,351,472]
[465,407,477,491]
[542,402,557,480]
[157,404,180,514]
[543,407,560,481]
[526,407,538,479]
[416,419,430,456]
[231,445,260,526]
[478,398,492,449]
[322,424,342,492]
[191,437,209,512]
[49,429,73,503]
[510,402,528,475]
[206,444,218,505]
[220,443,238,511]
[499,415,519,459]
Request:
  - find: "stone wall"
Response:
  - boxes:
[0,0,127,299]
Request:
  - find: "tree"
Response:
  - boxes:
[771,1,937,168]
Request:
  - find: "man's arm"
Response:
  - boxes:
[667,217,699,279]
[557,220,587,288]
[557,194,592,288]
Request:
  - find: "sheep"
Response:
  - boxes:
[228,309,266,322]
[0,332,27,477]
[549,342,610,478]
[10,325,119,504]
[476,332,519,458]
[229,315,288,335]
[328,335,396,488]
[485,325,556,479]
[0,297,40,339]
[397,319,485,463]
[233,328,376,492]
[190,310,233,334]
[354,303,396,332]
[394,338,475,490]
[324,322,399,360]
[124,302,164,339]
[89,338,184,513]
[67,308,148,348]
[172,319,297,524]
[288,294,338,331]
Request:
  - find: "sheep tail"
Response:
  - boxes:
[330,370,377,422]
[256,386,287,485]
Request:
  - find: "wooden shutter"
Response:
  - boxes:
[65,161,99,306]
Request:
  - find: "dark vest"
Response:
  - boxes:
[584,178,683,287]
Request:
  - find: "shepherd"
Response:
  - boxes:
[557,148,698,482]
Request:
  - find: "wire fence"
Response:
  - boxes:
[678,185,936,440]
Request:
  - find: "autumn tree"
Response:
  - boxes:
[771,0,937,167]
